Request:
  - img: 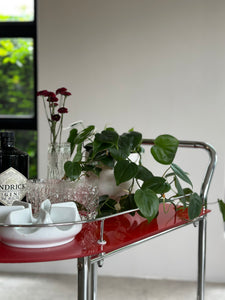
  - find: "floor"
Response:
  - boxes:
[0,273,224,299]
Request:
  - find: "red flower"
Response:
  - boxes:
[58,107,68,114]
[47,92,56,98]
[56,87,67,95]
[37,87,71,144]
[47,96,58,102]
[61,91,72,96]
[51,114,60,122]
[37,90,49,96]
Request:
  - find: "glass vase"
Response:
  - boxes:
[47,142,70,180]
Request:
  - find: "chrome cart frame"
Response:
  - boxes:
[77,140,217,300]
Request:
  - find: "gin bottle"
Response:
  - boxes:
[0,131,29,205]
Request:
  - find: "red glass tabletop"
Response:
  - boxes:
[0,204,208,263]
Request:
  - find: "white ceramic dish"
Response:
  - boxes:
[0,200,82,248]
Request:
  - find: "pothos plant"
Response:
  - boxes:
[63,125,202,222]
[218,200,225,222]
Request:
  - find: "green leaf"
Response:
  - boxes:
[88,143,114,167]
[142,176,171,194]
[92,140,111,157]
[67,128,78,154]
[120,131,142,150]
[171,163,193,187]
[104,127,116,132]
[174,177,186,207]
[73,143,82,162]
[97,195,118,217]
[64,161,82,180]
[128,131,142,149]
[135,165,153,182]
[109,131,142,161]
[174,176,184,196]
[82,164,102,176]
[74,125,95,145]
[117,134,133,156]
[92,130,119,159]
[95,130,119,146]
[0,48,8,56]
[119,194,137,212]
[218,199,225,222]
[134,189,159,221]
[172,187,193,208]
[114,160,138,185]
[165,172,176,178]
[183,187,193,196]
[151,134,179,165]
[188,193,202,219]
[83,142,93,153]
[110,144,129,161]
[98,155,115,168]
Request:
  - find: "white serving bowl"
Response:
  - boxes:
[0,200,82,248]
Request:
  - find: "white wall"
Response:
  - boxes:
[1,0,225,282]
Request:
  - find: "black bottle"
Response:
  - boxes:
[0,131,29,205]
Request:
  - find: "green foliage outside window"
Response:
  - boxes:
[0,38,34,115]
[0,13,37,178]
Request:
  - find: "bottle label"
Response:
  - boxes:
[0,167,27,205]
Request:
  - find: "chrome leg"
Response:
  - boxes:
[77,257,89,300]
[197,217,207,300]
[88,261,98,300]
[77,257,98,300]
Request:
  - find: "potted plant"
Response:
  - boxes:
[63,125,202,222]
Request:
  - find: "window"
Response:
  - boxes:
[0,0,34,22]
[0,1,37,178]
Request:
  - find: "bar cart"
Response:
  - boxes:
[0,140,217,300]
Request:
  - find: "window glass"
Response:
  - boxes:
[0,0,37,178]
[0,38,34,117]
[0,0,34,22]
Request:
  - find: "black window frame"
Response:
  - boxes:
[0,0,37,130]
